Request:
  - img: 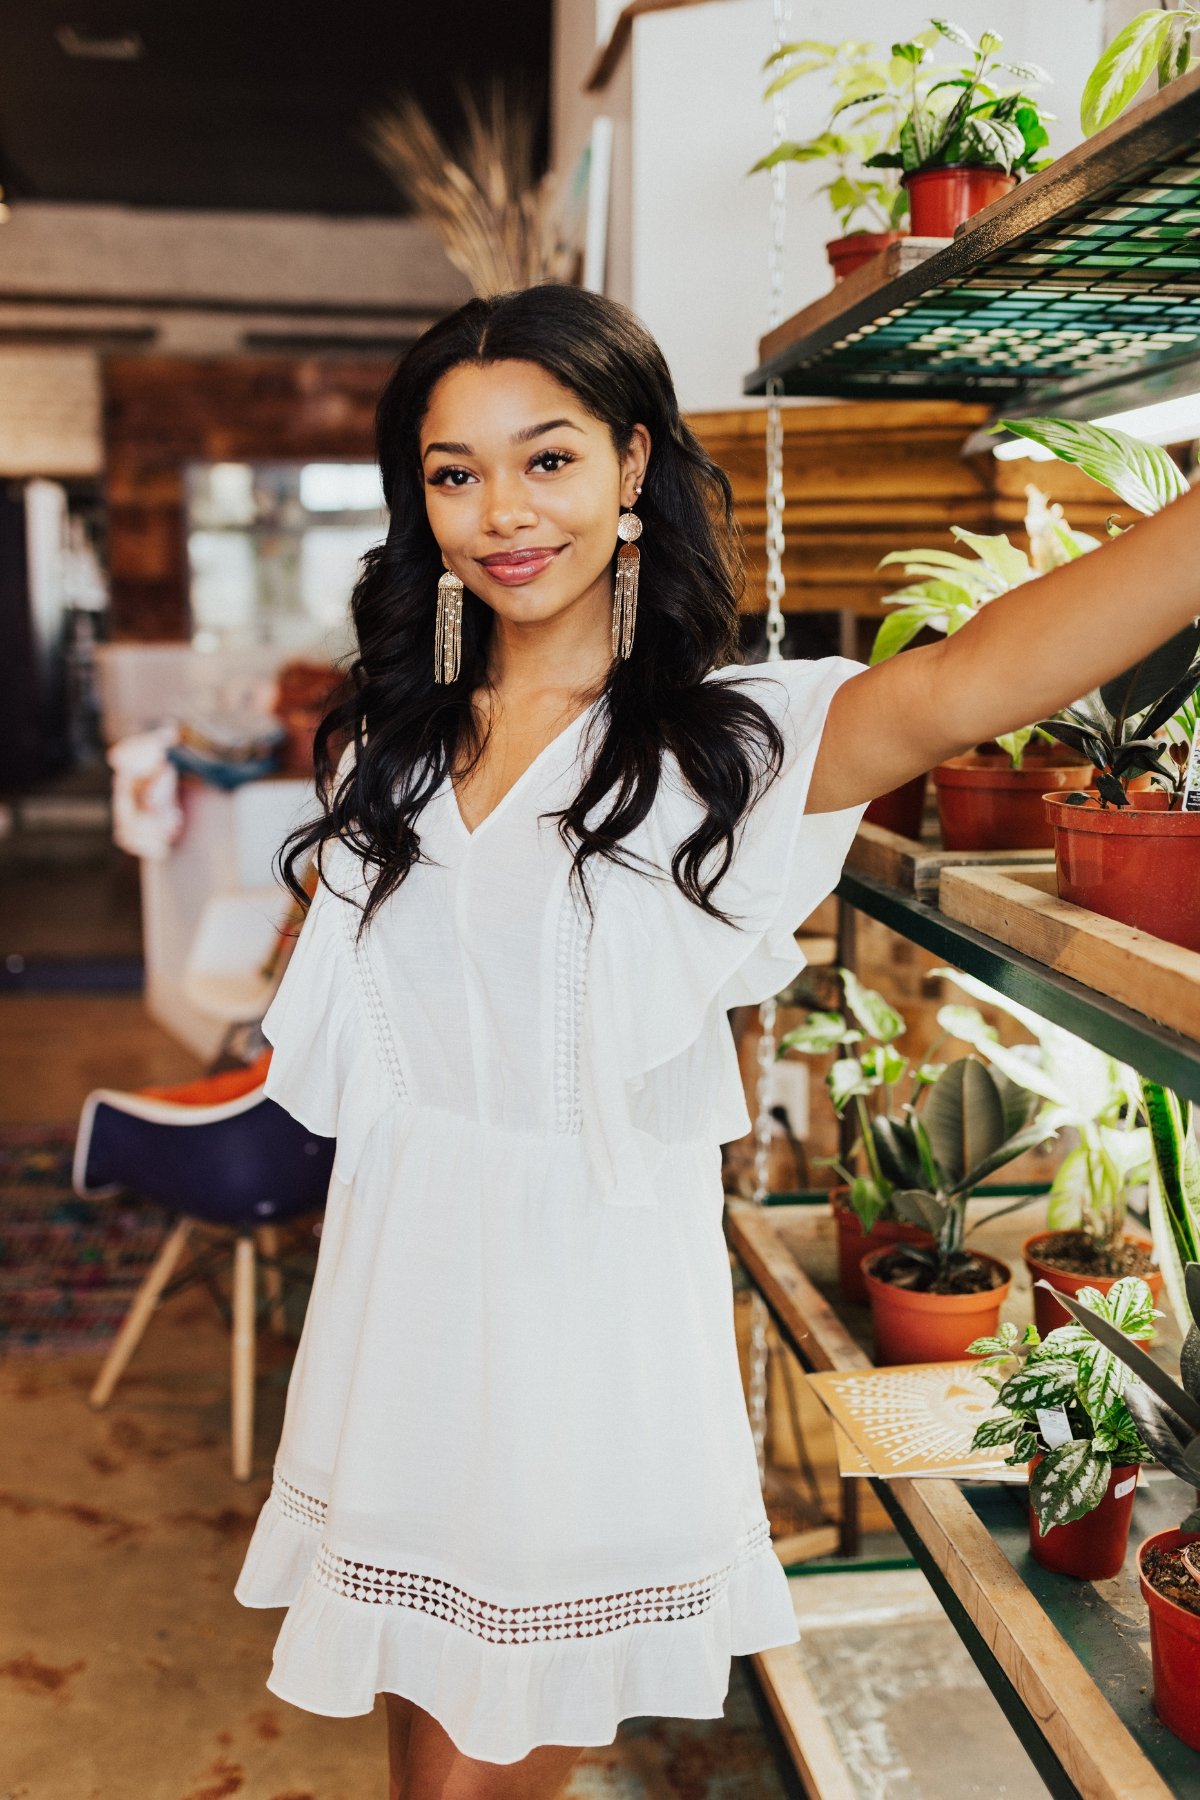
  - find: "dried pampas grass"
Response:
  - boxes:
[365,80,580,296]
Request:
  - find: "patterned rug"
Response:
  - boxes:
[0,1123,169,1356]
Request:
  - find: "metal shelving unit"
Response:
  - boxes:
[744,66,1200,406]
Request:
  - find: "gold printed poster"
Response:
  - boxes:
[809,1361,1026,1482]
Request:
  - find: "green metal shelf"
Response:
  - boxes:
[745,65,1200,404]
[837,868,1200,1102]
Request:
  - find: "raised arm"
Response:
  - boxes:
[808,480,1200,815]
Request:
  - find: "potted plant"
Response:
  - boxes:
[1080,6,1200,137]
[853,21,1052,237]
[933,967,1162,1334]
[751,37,910,283]
[776,968,936,1302]
[1052,1258,1200,1749]
[993,416,1200,947]
[967,1280,1156,1579]
[870,493,1099,848]
[860,1055,1051,1363]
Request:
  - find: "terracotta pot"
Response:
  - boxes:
[1023,1230,1163,1342]
[902,165,1017,236]
[1045,790,1200,951]
[826,229,907,282]
[861,1245,1011,1365]
[832,1190,934,1305]
[1138,1528,1200,1750]
[1028,1456,1139,1580]
[865,772,927,841]
[932,752,1094,851]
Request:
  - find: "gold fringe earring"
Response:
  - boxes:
[434,557,463,684]
[612,492,642,660]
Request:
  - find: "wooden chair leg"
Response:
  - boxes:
[257,1224,287,1335]
[230,1234,257,1482]
[89,1219,191,1409]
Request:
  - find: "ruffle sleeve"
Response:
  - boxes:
[260,835,396,1188]
[580,655,868,1209]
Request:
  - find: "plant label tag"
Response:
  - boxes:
[1183,718,1200,814]
[1113,1475,1137,1500]
[1036,1406,1073,1448]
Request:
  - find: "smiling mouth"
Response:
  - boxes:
[476,545,567,583]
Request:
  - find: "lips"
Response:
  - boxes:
[477,545,566,584]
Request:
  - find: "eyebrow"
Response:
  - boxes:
[421,418,585,460]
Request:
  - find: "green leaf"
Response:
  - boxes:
[998,417,1189,515]
[828,1057,871,1113]
[861,1044,907,1089]
[778,1011,847,1057]
[1030,1441,1113,1531]
[922,1057,1006,1189]
[839,967,904,1045]
[848,1175,890,1233]
[1080,10,1177,136]
[762,38,838,70]
[971,1412,1024,1450]
[997,1357,1077,1410]
[932,18,978,53]
[948,527,1032,587]
[891,1188,948,1234]
[1140,1079,1200,1336]
[870,607,934,665]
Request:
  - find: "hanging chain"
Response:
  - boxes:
[747,0,792,1485]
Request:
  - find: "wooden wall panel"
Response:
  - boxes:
[103,355,392,639]
[686,402,1121,616]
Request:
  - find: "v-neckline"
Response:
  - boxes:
[446,695,604,842]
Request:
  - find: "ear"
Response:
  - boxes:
[620,423,652,508]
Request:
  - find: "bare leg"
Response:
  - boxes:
[395,1700,590,1799]
[386,1694,418,1800]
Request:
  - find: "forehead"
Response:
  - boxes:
[421,359,600,440]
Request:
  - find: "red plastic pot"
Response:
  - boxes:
[1028,1456,1139,1580]
[1045,790,1200,952]
[861,1245,1011,1365]
[933,752,1094,851]
[825,229,907,282]
[1138,1528,1200,1750]
[1023,1231,1163,1341]
[903,165,1017,236]
[832,1190,934,1305]
[864,772,927,841]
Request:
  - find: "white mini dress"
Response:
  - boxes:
[234,653,867,1764]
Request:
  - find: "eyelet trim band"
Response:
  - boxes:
[270,1471,770,1645]
[332,852,410,1106]
[273,1470,326,1530]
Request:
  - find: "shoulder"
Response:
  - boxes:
[703,655,867,741]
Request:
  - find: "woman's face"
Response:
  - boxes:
[419,358,650,637]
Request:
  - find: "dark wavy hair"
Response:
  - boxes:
[278,283,787,934]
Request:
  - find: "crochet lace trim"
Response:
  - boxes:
[271,1470,771,1644]
[552,859,614,1136]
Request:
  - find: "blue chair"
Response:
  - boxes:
[73,1082,335,1480]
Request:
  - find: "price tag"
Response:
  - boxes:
[1035,1406,1074,1448]
[1113,1475,1137,1500]
[1183,718,1200,814]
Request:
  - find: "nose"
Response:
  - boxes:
[482,468,539,537]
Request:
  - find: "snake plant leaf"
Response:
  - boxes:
[1048,1283,1200,1431]
[1140,1079,1200,1335]
[1123,1383,1198,1484]
[1181,1323,1200,1404]
[1080,9,1177,136]
[1030,1440,1113,1531]
[997,417,1190,514]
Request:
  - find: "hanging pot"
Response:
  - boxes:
[861,1246,1011,1365]
[1027,1456,1139,1580]
[865,771,928,841]
[1138,1528,1200,1750]
[825,229,907,283]
[1044,791,1200,951]
[1023,1230,1163,1341]
[831,1189,934,1305]
[902,165,1017,236]
[932,751,1093,850]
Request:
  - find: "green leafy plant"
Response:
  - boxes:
[1081,7,1200,137]
[1140,1077,1200,1334]
[869,488,1099,768]
[1051,1270,1200,1532]
[935,966,1151,1266]
[883,1055,1050,1286]
[856,20,1052,178]
[776,968,939,1230]
[967,1280,1156,1532]
[997,416,1200,807]
[750,38,911,234]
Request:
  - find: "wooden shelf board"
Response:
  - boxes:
[847,819,1054,903]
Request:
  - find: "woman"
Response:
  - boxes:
[236,284,1199,1798]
